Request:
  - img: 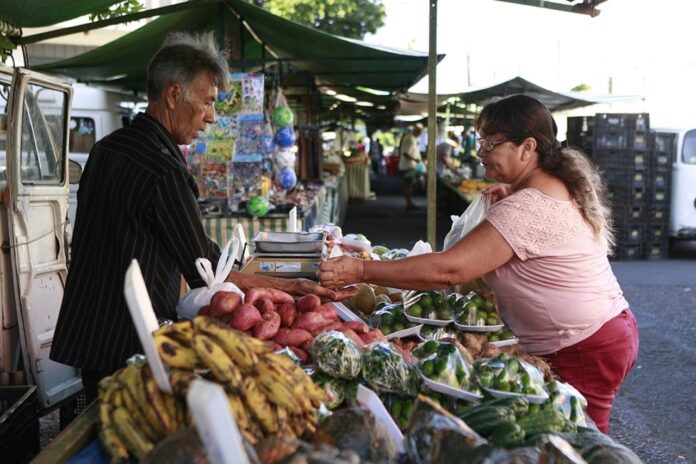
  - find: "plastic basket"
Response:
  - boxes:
[593,149,649,170]
[594,128,650,151]
[646,224,668,242]
[601,166,647,189]
[612,204,643,224]
[647,186,670,206]
[646,206,670,224]
[0,386,40,463]
[649,170,671,190]
[644,240,670,260]
[611,243,643,261]
[594,113,649,132]
[614,223,644,244]
[651,132,676,171]
[607,185,645,206]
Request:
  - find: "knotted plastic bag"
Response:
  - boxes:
[176,238,245,319]
[443,194,490,251]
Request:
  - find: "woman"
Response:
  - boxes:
[318,95,639,433]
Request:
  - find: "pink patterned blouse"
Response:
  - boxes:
[482,188,627,355]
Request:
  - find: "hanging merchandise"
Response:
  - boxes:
[275,126,296,148]
[246,194,270,217]
[272,106,294,127]
[278,166,298,190]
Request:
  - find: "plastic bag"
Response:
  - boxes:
[176,238,245,319]
[443,194,490,251]
[360,342,419,396]
[312,331,363,380]
[413,341,477,393]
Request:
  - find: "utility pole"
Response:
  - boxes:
[427,0,438,250]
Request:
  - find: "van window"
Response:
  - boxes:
[683,130,696,165]
[20,84,66,184]
[69,117,96,153]
[0,82,8,178]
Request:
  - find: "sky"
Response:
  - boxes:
[365,0,696,127]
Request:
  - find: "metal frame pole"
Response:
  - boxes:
[426,0,438,249]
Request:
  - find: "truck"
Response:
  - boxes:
[0,63,83,460]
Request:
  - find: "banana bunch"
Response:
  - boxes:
[98,316,326,462]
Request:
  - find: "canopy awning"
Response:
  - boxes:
[402,76,638,115]
[0,0,122,28]
[30,0,439,103]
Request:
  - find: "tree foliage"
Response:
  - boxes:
[571,83,592,92]
[250,0,386,39]
[89,0,144,22]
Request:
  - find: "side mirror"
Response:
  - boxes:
[68,159,83,185]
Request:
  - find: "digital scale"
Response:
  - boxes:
[241,252,322,279]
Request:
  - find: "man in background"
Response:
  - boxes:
[398,123,424,210]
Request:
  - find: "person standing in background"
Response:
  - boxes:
[398,123,424,210]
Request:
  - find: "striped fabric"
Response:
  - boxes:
[203,216,303,250]
[345,162,371,200]
[50,113,220,372]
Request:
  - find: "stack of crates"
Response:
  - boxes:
[643,131,675,259]
[566,115,595,158]
[592,113,651,260]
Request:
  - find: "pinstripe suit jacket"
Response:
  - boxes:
[50,112,220,372]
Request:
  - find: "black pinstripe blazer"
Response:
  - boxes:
[50,112,220,372]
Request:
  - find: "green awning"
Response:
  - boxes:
[0,0,122,28]
[32,0,436,98]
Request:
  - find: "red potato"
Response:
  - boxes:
[296,294,321,313]
[336,327,366,349]
[198,305,213,317]
[253,298,275,315]
[229,303,262,331]
[341,320,369,334]
[252,311,281,341]
[314,304,339,321]
[210,291,242,318]
[272,328,313,347]
[276,303,298,327]
[292,312,329,332]
[287,346,309,364]
[245,287,294,305]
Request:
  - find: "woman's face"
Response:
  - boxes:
[477,132,523,182]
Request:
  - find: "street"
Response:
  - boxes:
[609,241,696,463]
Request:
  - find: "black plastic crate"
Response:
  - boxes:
[649,170,671,190]
[614,223,644,244]
[647,186,670,206]
[601,166,648,189]
[0,386,40,463]
[652,132,677,171]
[646,223,669,242]
[567,116,595,136]
[566,133,594,157]
[613,204,643,224]
[594,128,650,151]
[593,149,649,170]
[607,185,646,206]
[644,240,670,260]
[612,243,643,261]
[646,205,670,224]
[594,113,649,132]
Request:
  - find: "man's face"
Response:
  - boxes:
[170,71,217,145]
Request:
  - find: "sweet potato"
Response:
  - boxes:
[229,303,262,331]
[359,328,387,345]
[272,328,313,347]
[268,341,283,351]
[276,302,298,327]
[312,321,344,336]
[341,320,369,334]
[245,287,294,305]
[210,291,243,318]
[314,304,339,321]
[296,294,321,313]
[300,339,314,354]
[252,311,281,341]
[253,297,275,315]
[292,312,329,332]
[287,346,309,364]
[336,327,366,349]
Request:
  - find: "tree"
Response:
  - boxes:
[250,0,386,39]
[89,0,143,22]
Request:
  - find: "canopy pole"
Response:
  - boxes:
[426,0,438,250]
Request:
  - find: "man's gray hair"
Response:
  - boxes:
[146,31,229,101]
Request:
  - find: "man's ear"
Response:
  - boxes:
[164,83,182,110]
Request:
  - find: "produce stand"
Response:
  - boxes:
[344,158,372,200]
[32,401,98,464]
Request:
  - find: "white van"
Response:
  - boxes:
[653,128,696,242]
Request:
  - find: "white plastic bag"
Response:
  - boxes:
[443,194,490,251]
[407,240,432,257]
[176,238,245,319]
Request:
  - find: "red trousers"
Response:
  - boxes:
[541,309,639,433]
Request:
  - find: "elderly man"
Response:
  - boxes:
[51,32,352,402]
[398,123,424,210]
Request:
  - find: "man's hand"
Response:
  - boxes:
[226,271,357,302]
[291,278,358,302]
[317,256,364,289]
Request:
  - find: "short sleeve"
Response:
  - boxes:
[485,189,583,260]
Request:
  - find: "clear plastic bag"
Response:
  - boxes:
[175,238,245,319]
[443,194,490,251]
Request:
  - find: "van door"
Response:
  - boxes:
[5,68,81,408]
[671,130,696,239]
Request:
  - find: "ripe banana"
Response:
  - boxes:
[154,333,201,369]
[123,365,166,438]
[192,316,259,374]
[120,383,159,443]
[98,402,130,462]
[192,333,243,388]
[112,406,155,460]
[141,364,176,434]
[266,352,327,404]
[240,376,278,435]
[153,320,194,345]
[256,360,313,413]
[168,368,197,396]
[253,364,303,415]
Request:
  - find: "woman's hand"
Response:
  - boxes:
[226,271,357,301]
[482,183,512,204]
[317,256,364,289]
[290,278,358,302]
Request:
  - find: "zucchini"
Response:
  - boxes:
[483,396,530,417]
[460,405,516,436]
[517,409,566,437]
[488,422,526,448]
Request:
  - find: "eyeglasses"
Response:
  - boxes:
[477,138,507,156]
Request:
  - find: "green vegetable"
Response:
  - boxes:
[484,396,530,417]
[516,409,566,437]
[488,422,526,448]
[460,405,516,436]
[310,371,346,409]
[423,340,438,354]
[313,331,362,379]
[361,342,419,396]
